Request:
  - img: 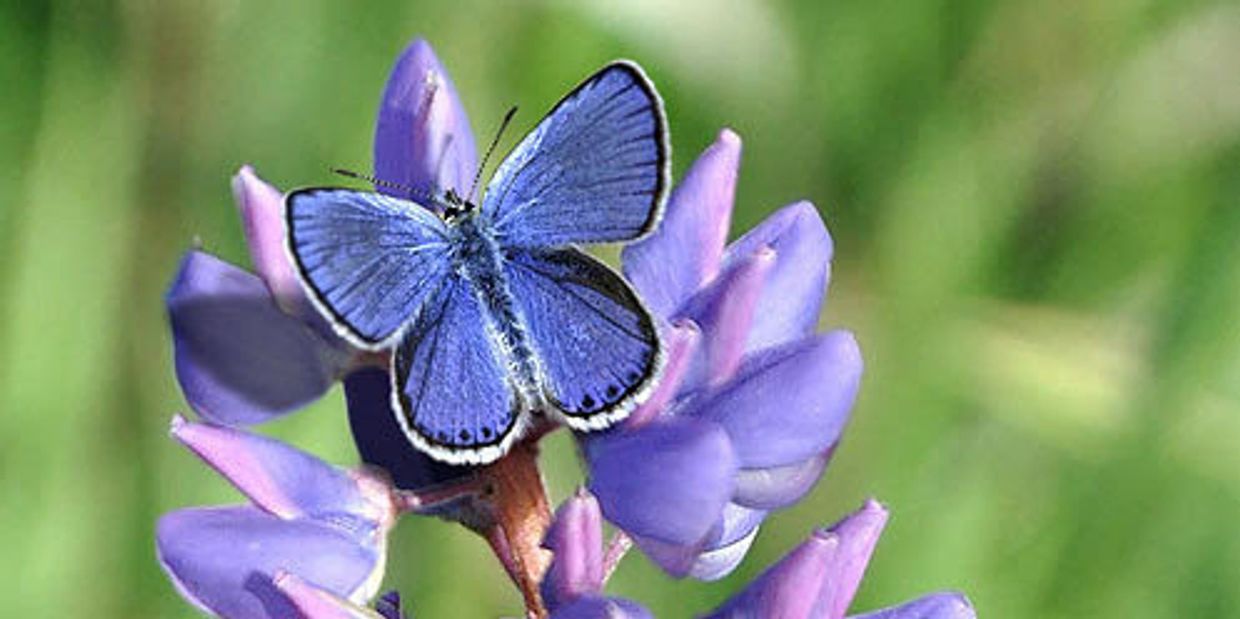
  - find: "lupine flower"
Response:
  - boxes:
[541,490,653,619]
[705,500,976,619]
[276,575,408,619]
[156,415,400,619]
[584,129,864,580]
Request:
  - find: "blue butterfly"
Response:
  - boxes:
[285,62,669,465]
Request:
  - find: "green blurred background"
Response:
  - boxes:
[2,0,1239,617]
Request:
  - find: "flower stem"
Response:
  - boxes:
[477,438,553,618]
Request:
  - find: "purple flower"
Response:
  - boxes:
[706,500,976,619]
[541,490,654,619]
[584,129,863,579]
[156,415,399,619]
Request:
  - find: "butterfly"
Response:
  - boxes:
[285,61,669,465]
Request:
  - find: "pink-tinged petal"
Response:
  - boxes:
[722,201,833,353]
[274,571,385,619]
[541,490,605,609]
[624,320,700,429]
[170,415,392,530]
[733,450,832,510]
[818,499,890,619]
[373,38,478,201]
[676,247,773,392]
[685,331,862,468]
[156,506,382,619]
[167,251,348,425]
[704,529,839,619]
[847,593,976,619]
[623,129,741,318]
[687,503,766,581]
[586,417,737,546]
[232,166,303,314]
[550,595,654,619]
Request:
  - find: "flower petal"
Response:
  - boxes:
[586,417,737,546]
[156,506,382,619]
[374,591,407,619]
[167,251,346,425]
[274,571,385,619]
[170,415,390,530]
[373,38,478,201]
[817,499,890,618]
[541,490,605,609]
[344,367,474,492]
[624,320,701,429]
[232,166,302,314]
[623,129,741,318]
[847,593,976,619]
[732,450,832,510]
[722,201,832,353]
[685,331,862,468]
[550,595,654,619]
[688,503,766,581]
[676,247,773,391]
[704,528,839,619]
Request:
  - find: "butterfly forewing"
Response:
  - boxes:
[483,61,669,247]
[504,248,662,430]
[285,189,452,348]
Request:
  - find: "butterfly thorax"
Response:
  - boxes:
[447,214,543,406]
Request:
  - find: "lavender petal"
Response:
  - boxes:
[232,166,302,314]
[274,571,385,619]
[587,417,737,546]
[817,499,890,619]
[167,251,345,425]
[373,38,478,201]
[732,450,832,510]
[704,529,838,619]
[550,595,654,619]
[685,331,862,468]
[156,506,382,619]
[722,201,833,353]
[623,129,741,318]
[847,593,977,619]
[541,490,605,609]
[170,415,388,529]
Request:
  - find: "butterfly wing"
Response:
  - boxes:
[285,188,451,348]
[392,274,524,465]
[504,247,662,429]
[482,61,669,248]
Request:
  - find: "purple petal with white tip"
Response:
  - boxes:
[733,450,832,510]
[704,528,839,619]
[685,331,862,468]
[541,490,605,609]
[167,251,347,425]
[624,129,741,318]
[848,593,976,619]
[722,201,833,353]
[156,506,382,619]
[550,595,654,619]
[170,415,388,527]
[676,247,773,391]
[232,166,303,314]
[688,502,766,581]
[275,571,384,619]
[587,417,737,546]
[373,38,478,201]
[819,499,890,619]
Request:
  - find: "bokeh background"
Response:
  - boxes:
[2,0,1239,617]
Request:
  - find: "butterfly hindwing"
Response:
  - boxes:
[483,61,669,247]
[285,188,451,348]
[392,274,523,465]
[504,247,662,429]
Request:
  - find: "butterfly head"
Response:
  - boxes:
[441,188,479,222]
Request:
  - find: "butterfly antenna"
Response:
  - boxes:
[467,105,518,203]
[331,168,436,203]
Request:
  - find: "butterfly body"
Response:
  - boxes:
[287,61,669,464]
